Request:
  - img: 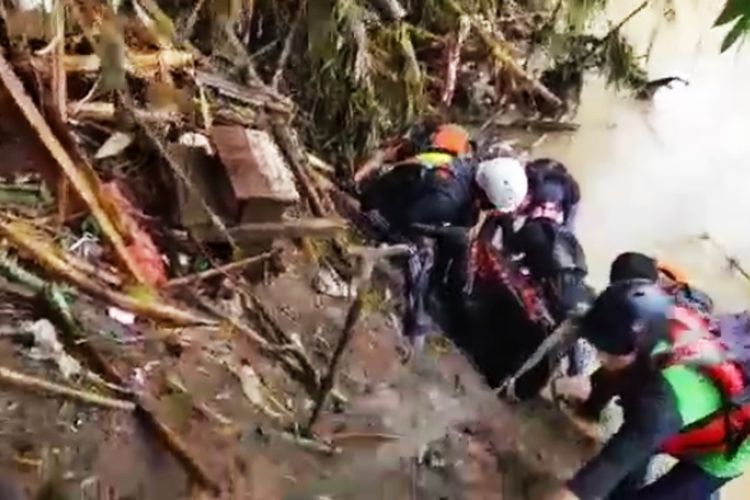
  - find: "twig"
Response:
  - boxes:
[241,292,348,406]
[184,0,207,38]
[307,153,336,174]
[166,250,278,288]
[496,119,580,132]
[0,366,135,411]
[190,293,320,396]
[272,124,328,217]
[276,431,340,456]
[306,244,411,432]
[271,0,307,90]
[604,1,649,40]
[329,432,402,444]
[40,1,67,122]
[698,233,750,283]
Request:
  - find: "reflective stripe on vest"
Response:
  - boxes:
[415,151,455,168]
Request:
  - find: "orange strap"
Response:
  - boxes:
[657,260,690,284]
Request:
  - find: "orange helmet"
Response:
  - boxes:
[431,124,471,155]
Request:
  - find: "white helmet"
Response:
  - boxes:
[475,157,528,213]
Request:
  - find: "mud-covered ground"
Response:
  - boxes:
[0,244,598,499]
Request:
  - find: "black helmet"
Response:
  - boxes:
[580,280,672,355]
[609,252,658,283]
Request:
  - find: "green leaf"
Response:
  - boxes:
[720,16,750,52]
[714,0,750,27]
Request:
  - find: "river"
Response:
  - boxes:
[535,0,750,497]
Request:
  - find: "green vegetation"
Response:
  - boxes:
[716,0,750,52]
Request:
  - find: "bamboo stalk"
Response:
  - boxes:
[63,50,194,76]
[0,366,135,411]
[68,101,179,123]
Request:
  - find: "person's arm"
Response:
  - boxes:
[353,144,404,184]
[567,373,683,500]
[578,367,622,420]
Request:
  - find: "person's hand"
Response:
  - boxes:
[539,487,580,500]
[467,210,490,242]
[552,375,592,404]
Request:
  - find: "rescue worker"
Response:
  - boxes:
[543,280,750,500]
[355,127,529,350]
[353,122,473,186]
[570,251,719,437]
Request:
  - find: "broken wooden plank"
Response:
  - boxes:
[210,126,300,204]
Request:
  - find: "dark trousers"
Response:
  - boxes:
[610,461,727,500]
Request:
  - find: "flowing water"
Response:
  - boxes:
[535,0,750,496]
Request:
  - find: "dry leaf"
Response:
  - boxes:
[95,132,134,159]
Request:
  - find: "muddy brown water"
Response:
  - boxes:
[535,0,750,497]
